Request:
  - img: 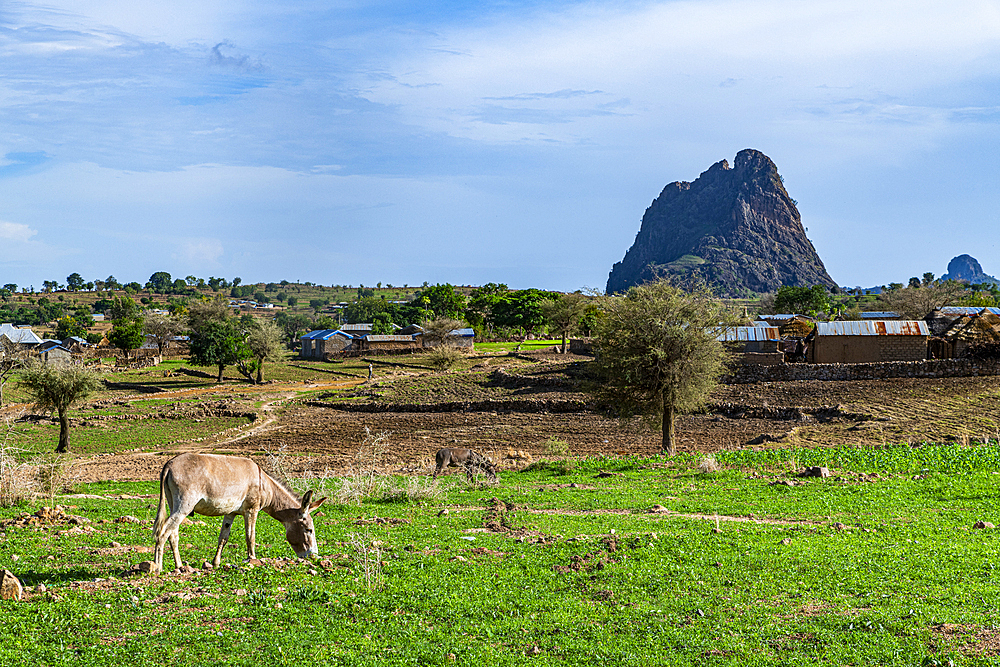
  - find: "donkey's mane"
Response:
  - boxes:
[261,466,301,502]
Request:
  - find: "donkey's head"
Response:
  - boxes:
[280,490,327,559]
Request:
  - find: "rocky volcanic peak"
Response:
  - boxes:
[941,254,998,285]
[606,149,836,296]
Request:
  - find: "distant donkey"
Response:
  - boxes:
[433,447,497,482]
[152,452,326,573]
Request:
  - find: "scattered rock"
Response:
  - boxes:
[1,570,23,601]
[779,538,792,545]
[137,561,157,574]
[973,521,996,530]
[798,467,831,478]
[115,516,143,524]
[830,522,848,531]
[648,505,669,514]
[437,509,449,517]
[770,480,797,487]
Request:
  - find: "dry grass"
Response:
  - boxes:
[348,532,384,592]
[697,454,721,474]
[0,411,36,506]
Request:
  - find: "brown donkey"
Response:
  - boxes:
[152,453,326,572]
[433,447,497,482]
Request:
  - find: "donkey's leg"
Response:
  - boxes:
[212,514,237,567]
[244,509,259,560]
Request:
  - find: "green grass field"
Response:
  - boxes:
[3,444,1000,665]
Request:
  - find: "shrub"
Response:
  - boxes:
[427,345,463,372]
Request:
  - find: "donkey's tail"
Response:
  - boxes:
[152,466,172,541]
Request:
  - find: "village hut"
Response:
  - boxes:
[809,320,929,363]
[717,326,783,365]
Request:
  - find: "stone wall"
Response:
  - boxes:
[724,358,1000,384]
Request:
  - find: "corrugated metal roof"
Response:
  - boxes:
[940,306,1000,316]
[365,335,416,342]
[756,314,799,321]
[0,323,42,345]
[341,323,372,331]
[859,311,899,319]
[816,320,929,336]
[717,326,781,342]
[300,329,348,340]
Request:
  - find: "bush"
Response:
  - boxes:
[427,345,463,371]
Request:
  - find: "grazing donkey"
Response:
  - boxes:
[433,447,497,482]
[152,452,326,573]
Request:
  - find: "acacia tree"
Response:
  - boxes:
[592,280,738,456]
[878,281,970,319]
[143,312,183,357]
[236,319,283,384]
[19,362,103,453]
[541,292,589,353]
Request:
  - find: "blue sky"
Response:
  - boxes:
[1,0,999,292]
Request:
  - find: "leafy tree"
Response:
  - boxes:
[108,316,145,358]
[55,316,87,340]
[124,282,142,293]
[310,298,324,314]
[144,312,183,357]
[66,273,84,291]
[106,296,140,321]
[104,275,121,290]
[540,293,589,353]
[189,319,246,382]
[421,284,466,319]
[147,272,172,293]
[772,285,831,315]
[3,283,17,293]
[254,291,267,304]
[371,312,394,335]
[276,291,288,303]
[287,296,298,307]
[591,280,738,456]
[909,277,921,288]
[491,289,551,332]
[42,280,57,293]
[18,362,103,453]
[923,272,935,286]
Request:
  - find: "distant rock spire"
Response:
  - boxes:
[606,149,836,296]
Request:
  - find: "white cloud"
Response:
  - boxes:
[0,220,38,243]
[176,238,225,265]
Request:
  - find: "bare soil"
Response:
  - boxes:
[67,359,1000,483]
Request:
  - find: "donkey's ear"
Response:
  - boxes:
[299,490,313,512]
[309,496,327,511]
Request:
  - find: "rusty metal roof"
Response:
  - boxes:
[816,320,929,336]
[717,326,781,342]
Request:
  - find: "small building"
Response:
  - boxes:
[810,320,929,363]
[340,323,373,337]
[36,342,73,366]
[719,326,784,364]
[0,323,42,347]
[859,311,900,320]
[929,309,1000,359]
[360,334,421,353]
[419,328,475,349]
[300,329,354,358]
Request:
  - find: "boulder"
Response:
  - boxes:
[1,570,23,601]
